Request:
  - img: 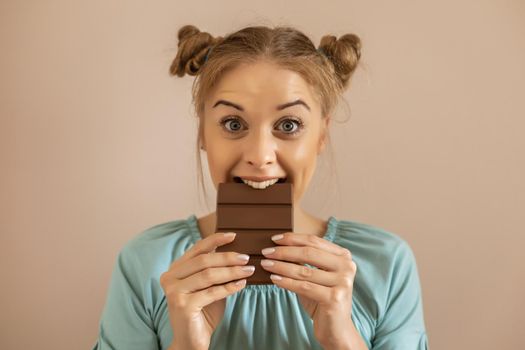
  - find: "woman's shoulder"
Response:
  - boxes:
[330,217,410,251]
[116,214,199,274]
[329,217,419,277]
[126,214,198,246]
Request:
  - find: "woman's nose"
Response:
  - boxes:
[242,132,276,168]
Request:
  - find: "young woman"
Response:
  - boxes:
[93,24,429,350]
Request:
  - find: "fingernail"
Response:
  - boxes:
[223,232,236,237]
[271,234,284,241]
[237,254,250,261]
[270,274,282,281]
[242,265,255,272]
[261,259,274,267]
[235,279,246,286]
[261,248,275,255]
[338,248,349,256]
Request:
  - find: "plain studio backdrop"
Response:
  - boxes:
[1,1,523,349]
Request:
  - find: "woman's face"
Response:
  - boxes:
[201,60,330,203]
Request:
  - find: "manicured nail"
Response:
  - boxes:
[237,254,250,261]
[261,259,274,267]
[223,232,236,237]
[270,274,282,281]
[235,279,246,286]
[261,248,275,255]
[271,234,284,241]
[242,265,255,272]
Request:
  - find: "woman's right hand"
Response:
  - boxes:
[160,232,254,350]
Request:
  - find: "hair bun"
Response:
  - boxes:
[169,25,218,77]
[319,33,362,89]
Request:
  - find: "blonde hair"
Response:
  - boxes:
[169,24,362,210]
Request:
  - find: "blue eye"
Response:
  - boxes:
[222,118,244,132]
[220,116,304,135]
[277,118,304,135]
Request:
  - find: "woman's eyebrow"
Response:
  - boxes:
[212,99,311,112]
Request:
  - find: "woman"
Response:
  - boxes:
[93,24,429,350]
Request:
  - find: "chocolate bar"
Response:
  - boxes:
[215,182,294,284]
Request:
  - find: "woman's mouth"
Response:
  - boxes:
[232,176,288,189]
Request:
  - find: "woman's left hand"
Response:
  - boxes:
[260,232,358,349]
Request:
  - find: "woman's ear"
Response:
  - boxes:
[199,128,207,152]
[317,116,331,155]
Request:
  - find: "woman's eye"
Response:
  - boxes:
[277,118,304,135]
[221,118,244,132]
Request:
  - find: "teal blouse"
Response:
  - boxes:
[92,214,429,349]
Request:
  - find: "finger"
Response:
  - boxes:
[173,232,237,267]
[189,278,247,310]
[173,251,250,279]
[260,259,341,287]
[271,232,350,257]
[177,265,255,293]
[269,274,333,304]
[262,245,346,271]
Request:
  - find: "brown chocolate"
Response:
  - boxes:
[215,182,294,284]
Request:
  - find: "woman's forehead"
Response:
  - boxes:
[215,62,314,95]
[208,64,318,110]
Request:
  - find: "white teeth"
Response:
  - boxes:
[241,178,279,189]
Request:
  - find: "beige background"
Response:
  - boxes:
[1,0,524,349]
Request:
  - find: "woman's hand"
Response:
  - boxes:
[260,232,365,350]
[160,232,254,350]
